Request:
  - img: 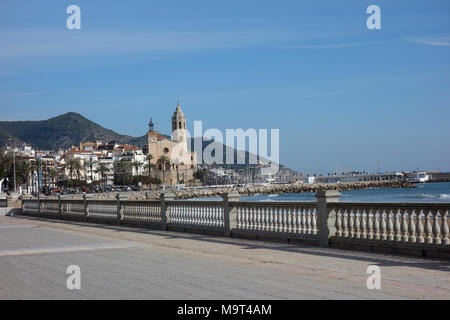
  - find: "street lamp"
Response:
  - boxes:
[13,147,16,193]
[7,139,16,193]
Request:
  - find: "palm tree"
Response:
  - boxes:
[33,157,43,193]
[131,160,143,177]
[144,162,155,177]
[73,159,82,182]
[23,161,33,194]
[144,154,155,180]
[172,158,184,185]
[157,155,170,185]
[48,168,59,190]
[65,158,78,181]
[117,159,131,185]
[146,154,154,167]
[85,157,97,184]
[95,163,109,190]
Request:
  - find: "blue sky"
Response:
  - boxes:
[0,0,449,173]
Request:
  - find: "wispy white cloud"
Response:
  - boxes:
[403,35,450,47]
[0,29,298,60]
[280,42,369,49]
[0,92,43,98]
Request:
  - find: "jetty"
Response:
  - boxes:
[171,180,415,199]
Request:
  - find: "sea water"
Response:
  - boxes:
[191,182,450,202]
[242,182,450,202]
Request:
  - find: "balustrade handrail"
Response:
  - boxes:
[20,193,450,255]
[231,201,317,207]
[330,202,450,209]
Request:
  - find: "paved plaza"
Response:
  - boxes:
[0,215,449,299]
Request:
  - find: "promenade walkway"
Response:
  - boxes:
[0,215,449,299]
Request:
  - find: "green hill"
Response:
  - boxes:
[0,112,147,149]
[0,112,288,172]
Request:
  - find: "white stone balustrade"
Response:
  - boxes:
[167,201,224,229]
[20,192,450,257]
[330,203,449,245]
[231,202,318,235]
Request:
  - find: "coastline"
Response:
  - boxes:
[172,180,416,199]
[30,180,416,200]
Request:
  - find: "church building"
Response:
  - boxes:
[146,102,197,185]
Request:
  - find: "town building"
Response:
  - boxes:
[146,102,197,185]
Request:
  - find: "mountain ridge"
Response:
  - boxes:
[0,112,289,172]
[0,112,147,149]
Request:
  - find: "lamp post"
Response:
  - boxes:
[13,147,16,193]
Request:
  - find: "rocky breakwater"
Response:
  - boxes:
[35,180,415,201]
[173,180,415,199]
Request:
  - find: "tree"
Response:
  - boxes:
[95,163,109,190]
[131,160,143,178]
[116,159,131,185]
[157,155,170,184]
[33,157,44,192]
[173,158,184,184]
[48,168,59,190]
[144,162,155,176]
[22,161,33,193]
[65,158,77,181]
[73,159,82,182]
[85,157,97,184]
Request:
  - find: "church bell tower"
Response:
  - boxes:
[172,100,186,142]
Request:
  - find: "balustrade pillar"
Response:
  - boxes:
[315,190,341,247]
[83,194,93,222]
[38,194,44,217]
[58,194,66,219]
[116,193,128,225]
[161,192,175,230]
[223,192,240,237]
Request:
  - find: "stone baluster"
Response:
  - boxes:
[380,209,387,240]
[354,209,361,239]
[373,209,380,240]
[335,209,342,237]
[268,207,273,232]
[416,209,425,243]
[367,209,374,240]
[360,209,367,239]
[342,209,348,237]
[408,209,416,243]
[285,207,291,233]
[300,208,306,234]
[387,209,394,241]
[349,209,355,238]
[425,210,433,244]
[442,210,449,245]
[401,210,409,242]
[306,208,312,235]
[433,210,441,245]
[265,206,270,231]
[312,209,318,235]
